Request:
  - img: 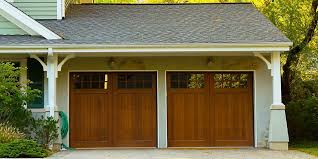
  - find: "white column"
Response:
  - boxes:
[46,54,58,117]
[272,52,283,105]
[157,69,167,148]
[268,52,289,150]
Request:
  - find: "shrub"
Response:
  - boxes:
[34,116,59,149]
[286,96,318,141]
[0,123,24,144]
[0,139,48,158]
[0,62,41,135]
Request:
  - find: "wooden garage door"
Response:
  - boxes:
[70,72,157,148]
[167,72,253,147]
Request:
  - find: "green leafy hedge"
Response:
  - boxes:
[0,139,48,158]
[287,96,318,141]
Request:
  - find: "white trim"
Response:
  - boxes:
[156,71,160,148]
[57,0,62,20]
[164,71,168,148]
[164,70,257,148]
[0,42,292,52]
[62,0,66,18]
[0,0,61,39]
[57,54,75,72]
[253,71,257,147]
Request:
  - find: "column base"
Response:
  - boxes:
[269,142,288,150]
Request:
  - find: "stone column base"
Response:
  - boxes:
[269,142,288,150]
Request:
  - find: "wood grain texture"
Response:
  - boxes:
[167,72,254,147]
[70,72,157,148]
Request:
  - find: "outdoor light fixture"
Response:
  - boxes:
[109,57,116,68]
[207,57,214,66]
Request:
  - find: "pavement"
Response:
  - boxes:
[48,148,318,159]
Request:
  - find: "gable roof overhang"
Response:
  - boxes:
[0,42,292,56]
[0,0,61,39]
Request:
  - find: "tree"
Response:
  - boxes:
[282,0,318,103]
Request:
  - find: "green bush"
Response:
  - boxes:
[286,96,318,141]
[0,139,48,158]
[0,62,40,135]
[0,123,24,144]
[34,116,59,149]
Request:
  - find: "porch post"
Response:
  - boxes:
[268,52,289,150]
[46,54,58,117]
[157,69,167,148]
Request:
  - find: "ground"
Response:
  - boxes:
[49,148,317,159]
[290,142,318,157]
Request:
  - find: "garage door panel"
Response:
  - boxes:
[70,92,112,147]
[168,72,210,147]
[70,72,157,148]
[168,72,253,147]
[213,72,253,147]
[214,92,253,146]
[113,92,156,147]
[168,93,209,145]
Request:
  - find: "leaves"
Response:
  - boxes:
[0,62,40,135]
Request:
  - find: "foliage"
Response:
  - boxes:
[0,123,25,144]
[34,116,59,149]
[0,139,48,158]
[286,96,318,140]
[0,62,41,135]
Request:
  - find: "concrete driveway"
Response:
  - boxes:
[48,148,317,159]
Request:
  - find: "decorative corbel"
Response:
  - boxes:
[30,54,47,71]
[254,53,272,70]
[57,54,75,72]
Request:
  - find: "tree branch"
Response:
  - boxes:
[289,0,318,55]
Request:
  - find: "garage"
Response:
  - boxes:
[69,72,157,148]
[167,72,254,147]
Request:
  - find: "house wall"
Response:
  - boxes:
[10,0,57,19]
[50,56,273,148]
[0,15,27,35]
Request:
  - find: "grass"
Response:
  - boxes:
[290,141,318,157]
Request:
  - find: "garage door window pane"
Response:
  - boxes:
[73,73,107,89]
[214,73,249,89]
[170,73,205,89]
[117,73,153,89]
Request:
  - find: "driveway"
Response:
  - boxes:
[48,148,317,159]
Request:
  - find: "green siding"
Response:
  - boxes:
[11,0,57,19]
[0,15,27,35]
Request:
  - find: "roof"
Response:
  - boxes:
[0,3,292,46]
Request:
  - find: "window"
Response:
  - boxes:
[170,73,205,89]
[214,73,248,89]
[27,58,44,108]
[117,73,153,89]
[72,73,108,89]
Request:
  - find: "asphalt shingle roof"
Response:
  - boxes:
[0,4,291,46]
